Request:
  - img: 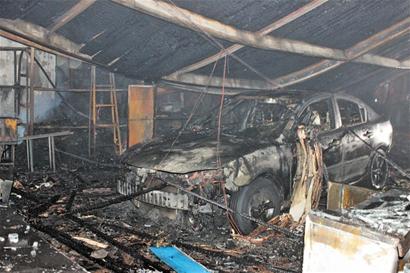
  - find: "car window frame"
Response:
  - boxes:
[335,97,368,127]
[297,94,337,134]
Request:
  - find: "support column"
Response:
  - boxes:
[28,47,35,135]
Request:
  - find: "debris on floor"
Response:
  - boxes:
[150,246,210,273]
[2,167,304,272]
[0,128,408,273]
[303,188,410,273]
[0,204,87,273]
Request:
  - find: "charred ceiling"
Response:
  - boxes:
[0,0,409,92]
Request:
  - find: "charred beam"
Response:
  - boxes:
[163,74,273,91]
[28,194,61,217]
[48,0,96,33]
[30,221,128,272]
[113,0,347,60]
[0,19,93,63]
[164,17,410,90]
[113,0,410,70]
[65,191,77,212]
[167,0,329,77]
[401,57,410,67]
[66,215,171,272]
[270,17,410,88]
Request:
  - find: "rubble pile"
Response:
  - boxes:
[2,166,303,273]
[345,190,410,237]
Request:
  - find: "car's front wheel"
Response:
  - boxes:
[229,177,283,235]
[369,149,389,189]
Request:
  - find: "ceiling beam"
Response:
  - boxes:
[164,17,410,91]
[271,17,410,88]
[0,19,94,63]
[163,73,274,90]
[113,0,410,70]
[401,57,410,67]
[167,0,328,77]
[48,0,96,33]
[112,0,347,60]
[159,80,245,95]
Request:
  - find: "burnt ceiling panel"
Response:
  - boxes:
[370,33,410,60]
[108,32,228,80]
[271,0,410,49]
[58,0,229,76]
[291,63,393,92]
[56,0,131,45]
[0,0,408,92]
[193,48,322,80]
[0,0,38,20]
[173,0,309,31]
[21,0,79,28]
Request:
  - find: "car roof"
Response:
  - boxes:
[236,90,332,101]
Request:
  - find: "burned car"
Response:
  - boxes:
[119,92,392,234]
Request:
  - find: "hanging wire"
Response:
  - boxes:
[154,52,222,167]
[165,0,278,88]
[216,55,227,169]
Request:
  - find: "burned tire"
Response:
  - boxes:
[369,149,389,189]
[229,177,283,235]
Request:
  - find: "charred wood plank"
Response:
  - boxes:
[30,221,129,273]
[66,215,171,272]
[65,191,76,212]
[113,0,410,66]
[28,194,61,217]
[69,184,166,214]
[48,0,96,33]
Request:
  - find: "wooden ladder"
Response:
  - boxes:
[89,66,123,156]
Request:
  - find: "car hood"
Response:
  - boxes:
[121,130,281,173]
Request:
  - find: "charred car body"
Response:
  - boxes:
[119,92,392,234]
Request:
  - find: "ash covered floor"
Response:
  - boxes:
[0,128,409,273]
[0,204,86,273]
[4,166,303,273]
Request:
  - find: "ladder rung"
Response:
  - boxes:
[96,124,117,128]
[96,104,114,107]
[95,84,112,87]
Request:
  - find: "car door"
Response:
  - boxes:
[299,96,345,181]
[335,97,371,181]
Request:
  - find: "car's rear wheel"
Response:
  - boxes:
[369,149,389,189]
[229,177,283,235]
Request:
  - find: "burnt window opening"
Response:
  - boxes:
[247,101,288,127]
[300,99,335,132]
[338,99,366,126]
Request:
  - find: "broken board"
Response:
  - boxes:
[303,211,401,273]
[150,246,210,273]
